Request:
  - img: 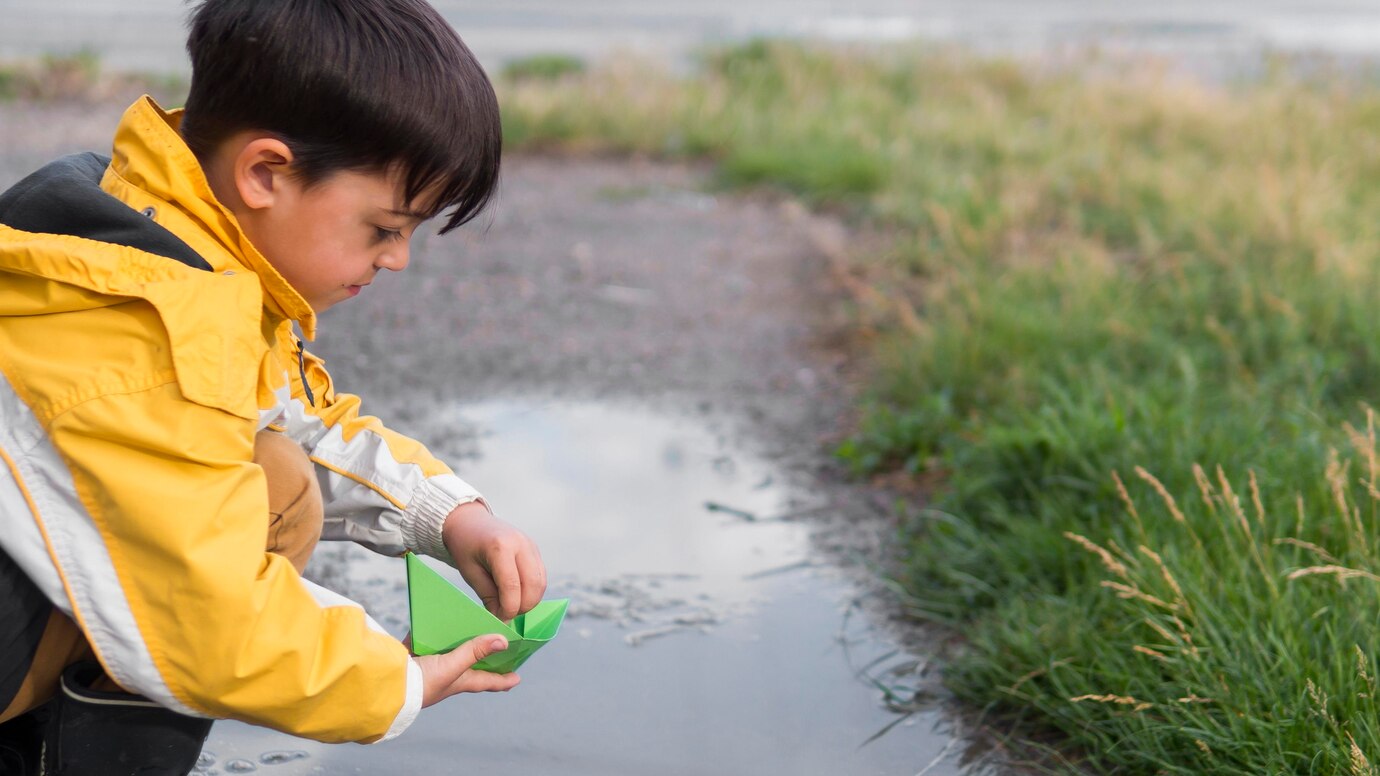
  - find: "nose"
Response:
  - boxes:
[376,244,410,273]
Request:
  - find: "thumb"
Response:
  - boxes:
[418,632,517,706]
[447,633,509,672]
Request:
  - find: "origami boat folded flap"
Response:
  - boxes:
[405,552,568,673]
[514,599,569,639]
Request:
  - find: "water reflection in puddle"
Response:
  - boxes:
[202,401,968,776]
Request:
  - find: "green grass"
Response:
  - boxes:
[500,53,586,82]
[499,42,1380,772]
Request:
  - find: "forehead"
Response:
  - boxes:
[333,167,444,221]
[309,168,412,212]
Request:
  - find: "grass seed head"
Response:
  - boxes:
[1273,537,1338,563]
[1135,466,1186,523]
[1133,645,1169,661]
[1249,469,1267,529]
[1217,465,1254,540]
[1287,565,1380,583]
[1139,545,1188,609]
[1350,733,1375,776]
[1193,463,1218,514]
[1065,532,1130,578]
[1326,451,1354,531]
[1069,693,1152,712]
[1101,580,1179,611]
[1111,470,1145,533]
[1173,615,1201,658]
[1358,645,1376,698]
[1145,617,1179,644]
[1307,679,1339,727]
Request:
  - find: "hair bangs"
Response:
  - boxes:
[395,71,502,234]
[183,0,502,233]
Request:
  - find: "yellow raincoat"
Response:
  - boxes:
[0,97,483,743]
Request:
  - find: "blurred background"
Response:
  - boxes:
[5,0,1380,74]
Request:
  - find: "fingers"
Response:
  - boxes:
[443,507,548,619]
[446,634,507,675]
[451,666,522,695]
[487,551,522,621]
[516,542,547,615]
[488,536,546,620]
[458,559,501,619]
[459,539,537,621]
[439,634,519,693]
[417,634,521,707]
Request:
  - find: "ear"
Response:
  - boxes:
[233,137,296,210]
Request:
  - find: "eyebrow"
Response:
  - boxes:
[382,207,430,221]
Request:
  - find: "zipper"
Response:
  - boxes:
[297,338,316,407]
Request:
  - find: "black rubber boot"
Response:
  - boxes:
[40,662,213,776]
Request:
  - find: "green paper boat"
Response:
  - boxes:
[405,552,568,673]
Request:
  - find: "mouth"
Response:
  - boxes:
[347,284,365,297]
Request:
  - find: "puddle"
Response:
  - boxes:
[201,401,971,775]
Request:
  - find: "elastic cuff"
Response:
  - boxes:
[400,475,484,560]
[377,659,424,743]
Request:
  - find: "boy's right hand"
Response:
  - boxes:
[414,634,520,707]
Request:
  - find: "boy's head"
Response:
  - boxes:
[180,0,500,312]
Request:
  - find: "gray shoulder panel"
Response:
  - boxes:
[0,152,211,271]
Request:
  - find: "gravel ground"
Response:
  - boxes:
[332,155,863,468]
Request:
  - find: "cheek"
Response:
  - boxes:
[295,221,356,269]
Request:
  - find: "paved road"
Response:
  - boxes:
[3,0,1380,73]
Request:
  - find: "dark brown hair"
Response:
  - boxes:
[181,0,500,233]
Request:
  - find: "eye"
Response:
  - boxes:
[373,226,404,243]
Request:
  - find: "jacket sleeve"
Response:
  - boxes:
[282,345,485,562]
[38,381,419,743]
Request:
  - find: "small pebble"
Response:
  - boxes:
[225,760,258,773]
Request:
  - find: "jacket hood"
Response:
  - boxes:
[105,95,317,335]
[0,151,209,271]
[104,97,317,338]
[0,152,226,323]
[0,96,318,339]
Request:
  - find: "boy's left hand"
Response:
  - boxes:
[441,501,546,621]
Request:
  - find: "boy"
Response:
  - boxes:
[0,0,546,773]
